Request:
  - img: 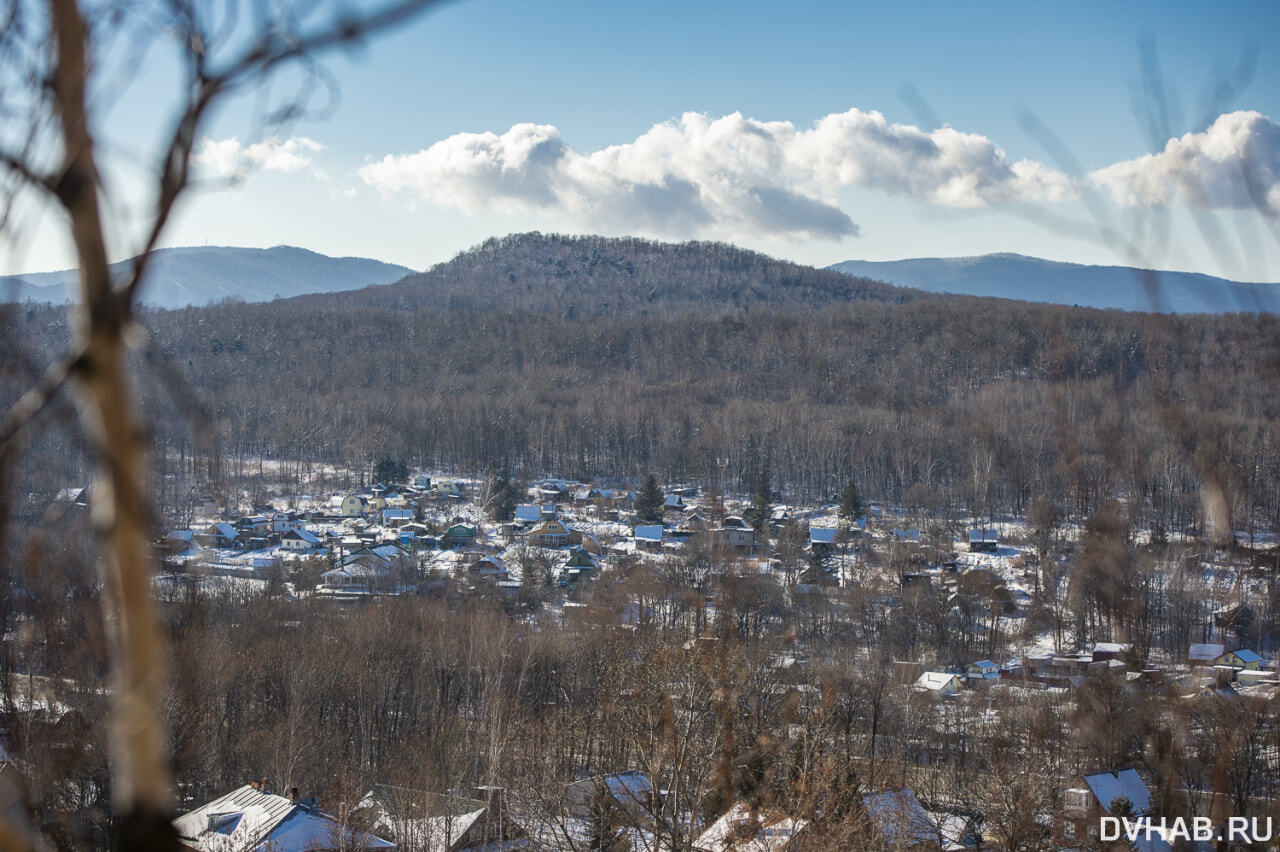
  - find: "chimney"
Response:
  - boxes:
[289,787,299,803]
[260,777,270,794]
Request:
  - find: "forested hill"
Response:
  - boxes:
[0,245,414,309]
[297,232,919,315]
[829,253,1280,314]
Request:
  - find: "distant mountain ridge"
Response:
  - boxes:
[0,245,414,309]
[828,253,1279,314]
[297,232,918,315]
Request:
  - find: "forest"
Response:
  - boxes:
[3,233,1280,849]
[7,233,1278,538]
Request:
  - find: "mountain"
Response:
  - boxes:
[0,245,414,309]
[828,253,1280,314]
[299,232,919,315]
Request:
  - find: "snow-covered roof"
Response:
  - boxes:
[809,527,837,544]
[693,801,807,851]
[1083,768,1152,815]
[861,789,937,849]
[1188,643,1225,662]
[514,505,542,522]
[634,525,664,542]
[968,528,999,542]
[173,784,394,851]
[283,529,320,544]
[914,672,961,692]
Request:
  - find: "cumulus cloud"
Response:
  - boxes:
[1091,111,1280,219]
[195,136,325,180]
[359,109,1077,241]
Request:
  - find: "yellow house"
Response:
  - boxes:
[526,519,572,547]
[340,495,367,517]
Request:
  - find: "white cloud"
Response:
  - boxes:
[358,109,1077,242]
[195,136,326,180]
[1091,111,1280,219]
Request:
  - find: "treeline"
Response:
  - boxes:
[3,233,1279,537]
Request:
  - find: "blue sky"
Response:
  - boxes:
[6,0,1280,281]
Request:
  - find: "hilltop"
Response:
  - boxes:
[0,245,414,309]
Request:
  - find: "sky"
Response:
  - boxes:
[4,0,1280,281]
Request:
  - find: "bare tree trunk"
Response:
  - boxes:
[49,0,176,843]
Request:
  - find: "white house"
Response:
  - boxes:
[172,783,394,851]
[913,671,964,696]
[693,801,807,851]
[281,528,321,552]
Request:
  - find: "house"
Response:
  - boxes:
[913,672,964,696]
[341,495,367,517]
[1092,642,1132,663]
[634,525,664,553]
[432,480,464,499]
[322,544,409,592]
[1061,768,1169,849]
[1187,643,1225,666]
[892,528,921,543]
[693,801,808,851]
[467,555,508,582]
[525,519,572,548]
[1216,649,1264,670]
[412,474,432,490]
[663,493,686,513]
[809,527,838,555]
[172,783,394,851]
[441,524,477,549]
[965,660,1000,682]
[272,512,305,534]
[353,784,527,852]
[967,528,999,553]
[713,524,754,552]
[513,504,542,525]
[562,547,598,582]
[564,771,656,826]
[381,508,413,528]
[860,789,940,850]
[281,528,321,552]
[1236,669,1278,687]
[196,522,240,549]
[163,529,195,555]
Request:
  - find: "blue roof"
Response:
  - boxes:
[514,504,541,522]
[1232,649,1263,664]
[810,527,837,543]
[635,525,664,542]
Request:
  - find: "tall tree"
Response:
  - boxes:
[635,473,665,524]
[745,468,772,534]
[839,480,866,524]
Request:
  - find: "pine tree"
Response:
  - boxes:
[839,480,865,523]
[745,468,772,533]
[635,473,665,524]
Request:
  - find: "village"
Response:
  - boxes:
[111,466,1280,851]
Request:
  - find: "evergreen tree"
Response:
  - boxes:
[373,456,409,485]
[745,468,772,533]
[488,467,520,522]
[839,479,865,523]
[635,473,665,524]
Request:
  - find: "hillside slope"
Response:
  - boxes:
[300,232,918,315]
[0,245,414,308]
[829,253,1279,314]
